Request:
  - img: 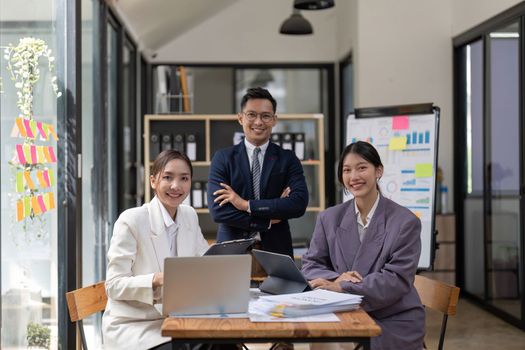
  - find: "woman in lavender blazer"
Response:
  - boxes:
[302,141,424,350]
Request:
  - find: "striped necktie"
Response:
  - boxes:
[252,147,261,199]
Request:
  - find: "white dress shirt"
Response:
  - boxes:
[158,200,179,256]
[355,192,381,243]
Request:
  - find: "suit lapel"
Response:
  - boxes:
[335,200,361,270]
[234,142,253,198]
[148,197,171,272]
[260,143,278,197]
[352,196,387,276]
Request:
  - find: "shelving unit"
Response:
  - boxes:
[144,114,325,242]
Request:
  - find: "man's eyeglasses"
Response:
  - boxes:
[242,111,275,122]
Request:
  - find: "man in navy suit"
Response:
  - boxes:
[207,87,308,257]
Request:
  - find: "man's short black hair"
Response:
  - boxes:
[240,87,277,113]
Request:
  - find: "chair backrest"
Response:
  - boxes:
[66,281,107,350]
[414,275,460,350]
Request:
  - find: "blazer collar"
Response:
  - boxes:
[233,142,253,198]
[148,196,171,271]
[335,200,361,270]
[260,142,279,197]
[352,195,387,276]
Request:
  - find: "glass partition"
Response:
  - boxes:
[1,2,60,348]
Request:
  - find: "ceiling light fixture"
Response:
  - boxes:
[279,10,313,35]
[294,0,335,10]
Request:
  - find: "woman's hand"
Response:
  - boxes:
[152,272,164,289]
[309,278,344,293]
[213,183,249,211]
[335,271,363,284]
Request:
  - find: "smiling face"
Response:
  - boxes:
[238,98,277,146]
[150,159,192,218]
[342,152,383,202]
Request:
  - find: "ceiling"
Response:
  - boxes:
[113,0,239,51]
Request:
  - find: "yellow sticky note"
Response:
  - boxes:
[16,172,24,192]
[31,195,42,215]
[24,196,31,217]
[36,170,47,188]
[24,171,35,189]
[389,136,407,150]
[48,192,55,209]
[16,200,24,221]
[415,163,433,178]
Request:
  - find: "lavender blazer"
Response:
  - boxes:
[302,196,425,350]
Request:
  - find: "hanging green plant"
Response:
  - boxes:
[3,37,61,118]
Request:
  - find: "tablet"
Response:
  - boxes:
[204,238,256,256]
[252,249,312,294]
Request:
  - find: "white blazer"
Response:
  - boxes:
[102,197,209,350]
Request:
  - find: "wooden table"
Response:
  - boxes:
[162,308,381,350]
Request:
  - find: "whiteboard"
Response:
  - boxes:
[345,108,439,270]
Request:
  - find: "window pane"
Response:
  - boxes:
[466,40,484,194]
[235,69,323,114]
[489,23,520,193]
[487,22,521,319]
[1,3,59,348]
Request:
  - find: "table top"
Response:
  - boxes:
[161,308,381,340]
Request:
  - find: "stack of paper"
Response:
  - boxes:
[250,289,362,319]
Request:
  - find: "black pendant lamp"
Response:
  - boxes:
[294,0,335,10]
[279,10,313,35]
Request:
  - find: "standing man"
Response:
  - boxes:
[207,87,308,257]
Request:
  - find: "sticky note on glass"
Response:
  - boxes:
[17,200,24,221]
[389,136,407,150]
[415,163,433,178]
[392,116,409,130]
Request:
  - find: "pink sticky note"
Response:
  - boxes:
[48,147,56,162]
[392,116,409,130]
[23,119,35,138]
[37,121,48,140]
[16,144,26,164]
[37,195,47,213]
[43,169,51,187]
[30,145,37,164]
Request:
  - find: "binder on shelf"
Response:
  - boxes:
[203,182,208,207]
[150,133,161,160]
[179,66,191,113]
[281,133,293,151]
[294,133,305,160]
[186,133,197,161]
[173,134,185,154]
[192,181,203,208]
[271,133,281,147]
[161,134,172,151]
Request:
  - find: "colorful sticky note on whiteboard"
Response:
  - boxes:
[389,136,407,150]
[392,116,409,130]
[415,163,433,178]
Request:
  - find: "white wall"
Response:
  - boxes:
[153,0,337,63]
[452,0,523,36]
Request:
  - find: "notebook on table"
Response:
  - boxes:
[252,249,312,295]
[162,255,251,316]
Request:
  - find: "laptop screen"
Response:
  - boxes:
[162,255,251,316]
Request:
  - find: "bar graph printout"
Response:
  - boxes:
[346,111,438,269]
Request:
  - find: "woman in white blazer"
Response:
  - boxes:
[102,150,210,350]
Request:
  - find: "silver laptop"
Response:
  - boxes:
[162,255,251,316]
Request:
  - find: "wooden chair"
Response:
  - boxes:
[414,275,460,350]
[66,281,107,350]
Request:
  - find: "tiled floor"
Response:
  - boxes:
[247,298,525,350]
[425,298,525,350]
